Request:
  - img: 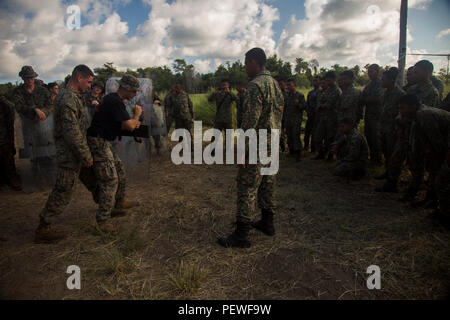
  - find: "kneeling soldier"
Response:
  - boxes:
[331,118,369,180]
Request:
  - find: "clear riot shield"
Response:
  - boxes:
[105,77,154,180]
[18,113,57,192]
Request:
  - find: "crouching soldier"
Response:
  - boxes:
[331,118,369,180]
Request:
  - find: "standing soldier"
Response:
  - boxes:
[172,83,194,147]
[208,79,237,140]
[397,94,450,216]
[376,68,405,181]
[359,64,384,165]
[0,96,21,190]
[217,48,284,248]
[235,81,246,129]
[337,70,361,125]
[313,71,341,161]
[284,79,306,161]
[86,75,142,230]
[46,82,59,103]
[304,77,321,153]
[83,80,104,125]
[35,65,95,243]
[407,60,439,108]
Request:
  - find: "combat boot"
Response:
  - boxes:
[115,198,140,210]
[313,152,325,160]
[34,220,65,244]
[399,189,417,203]
[217,221,251,248]
[96,219,117,233]
[252,209,275,236]
[375,181,398,193]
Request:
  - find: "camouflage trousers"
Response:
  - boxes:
[0,143,20,185]
[236,164,276,224]
[87,136,126,222]
[304,113,315,151]
[285,121,302,153]
[314,116,337,154]
[379,131,396,172]
[39,165,97,224]
[436,164,450,217]
[333,161,366,178]
[364,115,381,162]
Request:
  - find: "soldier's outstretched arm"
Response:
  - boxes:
[61,104,93,165]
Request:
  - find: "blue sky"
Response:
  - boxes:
[0,0,449,82]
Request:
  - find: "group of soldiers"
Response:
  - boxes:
[0,50,449,247]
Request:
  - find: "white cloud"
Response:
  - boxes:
[436,28,450,39]
[277,0,431,70]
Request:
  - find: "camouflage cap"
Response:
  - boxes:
[118,74,141,91]
[19,66,38,78]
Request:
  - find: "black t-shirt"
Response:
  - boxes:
[87,92,131,141]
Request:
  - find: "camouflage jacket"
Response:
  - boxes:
[410,105,450,157]
[0,96,15,146]
[317,84,341,120]
[54,87,92,168]
[306,88,321,117]
[431,76,444,102]
[406,81,439,108]
[12,84,53,120]
[241,71,284,156]
[440,92,450,112]
[171,91,194,121]
[236,90,246,128]
[360,78,384,119]
[379,85,405,135]
[337,85,361,123]
[334,129,369,165]
[208,90,237,124]
[284,90,306,126]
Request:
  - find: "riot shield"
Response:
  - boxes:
[17,113,57,192]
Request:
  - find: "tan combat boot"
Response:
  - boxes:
[34,220,65,244]
[115,198,140,210]
[96,219,117,233]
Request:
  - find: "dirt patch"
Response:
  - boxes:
[0,149,449,300]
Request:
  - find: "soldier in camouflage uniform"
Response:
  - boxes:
[35,65,95,243]
[87,75,142,227]
[46,82,59,103]
[313,71,341,160]
[83,80,104,125]
[440,92,450,112]
[235,81,246,128]
[172,83,194,148]
[337,70,361,125]
[217,48,284,248]
[359,64,384,165]
[0,96,21,190]
[331,118,369,180]
[431,75,444,102]
[284,79,306,161]
[376,68,404,180]
[407,60,439,108]
[304,77,321,153]
[397,94,450,224]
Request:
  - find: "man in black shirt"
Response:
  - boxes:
[87,74,142,230]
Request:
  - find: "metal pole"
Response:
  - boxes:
[397,0,408,87]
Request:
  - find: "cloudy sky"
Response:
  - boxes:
[0,0,449,83]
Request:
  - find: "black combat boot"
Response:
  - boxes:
[313,152,325,160]
[34,219,66,244]
[399,188,417,202]
[375,181,398,193]
[217,221,251,248]
[252,209,275,236]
